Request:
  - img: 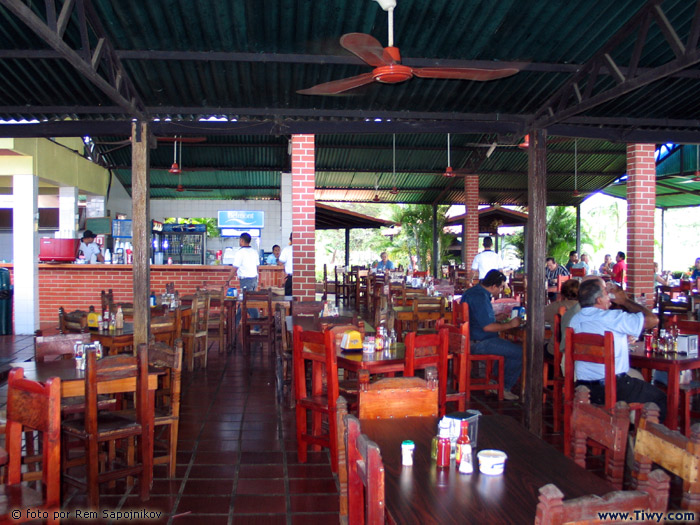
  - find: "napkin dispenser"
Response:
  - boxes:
[677,334,698,356]
[340,330,363,351]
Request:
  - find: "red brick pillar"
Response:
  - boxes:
[291,134,316,301]
[464,173,480,267]
[626,143,656,301]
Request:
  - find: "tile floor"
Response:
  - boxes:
[0,327,688,523]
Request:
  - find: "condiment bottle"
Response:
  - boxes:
[115,306,124,330]
[401,440,415,466]
[436,424,451,468]
[455,420,473,474]
[87,306,99,329]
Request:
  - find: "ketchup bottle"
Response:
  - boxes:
[436,426,451,468]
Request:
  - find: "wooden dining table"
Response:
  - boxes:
[10,359,162,490]
[361,415,615,524]
[629,342,700,430]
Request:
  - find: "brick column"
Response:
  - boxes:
[626,143,656,301]
[464,173,480,267]
[291,135,316,301]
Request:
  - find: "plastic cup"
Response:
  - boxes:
[477,449,507,475]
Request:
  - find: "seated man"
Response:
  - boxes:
[461,269,522,401]
[569,278,666,421]
[376,252,395,271]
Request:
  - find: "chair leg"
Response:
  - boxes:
[168,422,178,478]
[87,437,100,508]
[296,406,307,463]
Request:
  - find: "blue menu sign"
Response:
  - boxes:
[218,210,265,229]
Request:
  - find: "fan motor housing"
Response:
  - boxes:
[372,65,413,84]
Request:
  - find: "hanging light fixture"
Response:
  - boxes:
[572,138,581,197]
[372,169,380,201]
[169,136,181,174]
[389,134,399,194]
[443,133,455,177]
[518,134,530,149]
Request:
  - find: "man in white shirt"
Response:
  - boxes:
[278,233,293,296]
[226,233,260,327]
[78,230,104,263]
[470,236,503,281]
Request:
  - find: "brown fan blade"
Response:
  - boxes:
[297,72,375,95]
[340,33,395,66]
[412,67,519,81]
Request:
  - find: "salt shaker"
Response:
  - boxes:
[401,440,415,466]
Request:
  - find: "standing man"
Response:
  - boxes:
[78,230,104,263]
[545,257,570,302]
[470,236,503,281]
[278,233,293,296]
[226,233,260,326]
[461,269,522,400]
[569,278,666,420]
[612,251,627,288]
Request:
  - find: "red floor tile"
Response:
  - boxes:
[233,495,287,514]
[236,478,286,495]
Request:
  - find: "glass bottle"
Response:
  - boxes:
[455,420,470,465]
[115,306,124,330]
[436,425,451,468]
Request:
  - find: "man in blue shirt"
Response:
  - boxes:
[266,245,281,265]
[376,252,395,271]
[461,269,523,400]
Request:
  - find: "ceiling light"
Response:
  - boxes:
[169,162,181,175]
[372,194,380,202]
[518,134,529,149]
[389,186,399,195]
[443,133,454,177]
[443,166,455,177]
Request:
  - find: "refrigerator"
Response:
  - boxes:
[158,230,207,265]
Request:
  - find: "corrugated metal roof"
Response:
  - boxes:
[1,0,699,207]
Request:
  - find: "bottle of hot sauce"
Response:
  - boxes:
[436,425,451,468]
[456,420,473,474]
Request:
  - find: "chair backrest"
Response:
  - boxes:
[570,385,631,489]
[150,314,177,346]
[186,290,211,335]
[35,332,91,362]
[292,325,338,408]
[6,367,62,507]
[335,266,348,284]
[346,414,386,525]
[412,270,428,278]
[412,296,446,328]
[551,306,566,378]
[557,274,571,291]
[358,366,438,419]
[632,403,700,511]
[149,339,184,420]
[452,299,468,325]
[58,307,88,333]
[324,323,366,351]
[677,319,700,335]
[564,328,616,408]
[570,267,586,278]
[101,289,114,313]
[243,289,273,317]
[292,300,325,329]
[85,343,148,436]
[403,329,448,378]
[535,469,669,525]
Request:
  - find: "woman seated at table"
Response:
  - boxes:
[544,279,579,355]
[598,254,614,276]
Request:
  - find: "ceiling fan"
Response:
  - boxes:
[168,137,213,193]
[297,0,519,96]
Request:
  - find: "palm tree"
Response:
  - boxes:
[392,204,454,271]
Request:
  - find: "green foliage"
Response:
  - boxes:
[502,207,593,266]
[391,204,455,270]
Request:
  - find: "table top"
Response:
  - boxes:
[11,360,161,397]
[629,342,700,366]
[338,343,405,364]
[90,323,135,338]
[360,415,614,524]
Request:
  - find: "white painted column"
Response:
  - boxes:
[58,186,79,238]
[280,172,293,242]
[13,173,39,334]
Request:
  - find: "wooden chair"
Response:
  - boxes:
[570,267,586,279]
[241,289,276,352]
[102,288,134,319]
[412,270,428,279]
[535,469,669,525]
[631,402,700,511]
[62,344,151,508]
[563,328,616,457]
[58,307,88,333]
[150,314,177,347]
[337,396,350,523]
[2,368,61,524]
[181,290,210,371]
[207,287,227,354]
[355,269,369,311]
[543,307,565,433]
[510,273,526,304]
[358,367,438,420]
[335,266,352,307]
[35,332,91,362]
[403,329,452,416]
[291,299,325,330]
[677,319,700,434]
[438,311,505,401]
[410,296,446,332]
[570,386,631,490]
[293,326,340,472]
[346,414,386,525]
[149,339,183,478]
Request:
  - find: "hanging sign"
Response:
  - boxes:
[218,210,264,228]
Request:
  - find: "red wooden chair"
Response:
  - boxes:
[570,267,586,279]
[346,414,386,525]
[631,403,700,511]
[403,329,451,416]
[438,313,505,402]
[293,325,340,472]
[570,385,631,490]
[536,469,669,525]
[543,307,565,433]
[1,368,62,524]
[563,328,617,457]
[678,319,700,435]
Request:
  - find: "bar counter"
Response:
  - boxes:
[0,263,285,323]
